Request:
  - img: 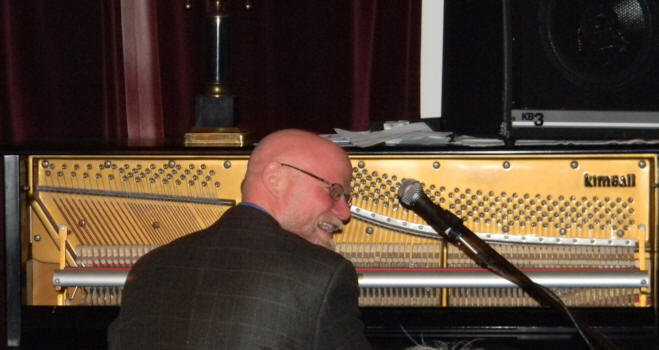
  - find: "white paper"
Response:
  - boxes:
[451,135,505,147]
[334,123,450,148]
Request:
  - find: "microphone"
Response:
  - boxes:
[397,178,621,350]
[398,178,506,271]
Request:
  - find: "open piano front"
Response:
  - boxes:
[3,147,658,349]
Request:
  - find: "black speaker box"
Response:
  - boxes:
[442,0,659,140]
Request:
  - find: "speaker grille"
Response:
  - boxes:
[539,0,659,91]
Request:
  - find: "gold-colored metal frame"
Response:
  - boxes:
[22,153,657,308]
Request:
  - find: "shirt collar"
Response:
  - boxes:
[238,202,270,215]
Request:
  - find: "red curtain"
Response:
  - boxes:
[0,0,127,143]
[1,0,420,143]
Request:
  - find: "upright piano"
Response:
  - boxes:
[3,145,657,349]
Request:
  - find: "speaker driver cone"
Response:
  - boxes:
[539,0,659,91]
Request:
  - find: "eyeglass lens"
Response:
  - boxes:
[329,183,352,205]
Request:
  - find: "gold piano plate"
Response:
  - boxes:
[22,153,657,308]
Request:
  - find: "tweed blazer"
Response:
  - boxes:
[108,204,370,350]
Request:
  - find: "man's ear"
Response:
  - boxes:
[261,161,286,197]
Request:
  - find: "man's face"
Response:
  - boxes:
[278,163,352,250]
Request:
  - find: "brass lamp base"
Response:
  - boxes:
[184,128,251,147]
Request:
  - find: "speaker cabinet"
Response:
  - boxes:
[442,0,659,140]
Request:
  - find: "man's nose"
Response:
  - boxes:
[332,198,351,221]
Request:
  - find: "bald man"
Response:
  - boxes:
[108,129,370,349]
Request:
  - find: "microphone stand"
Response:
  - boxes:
[404,199,622,350]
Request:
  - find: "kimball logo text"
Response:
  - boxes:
[584,173,636,187]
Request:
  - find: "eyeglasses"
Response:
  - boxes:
[280,163,352,205]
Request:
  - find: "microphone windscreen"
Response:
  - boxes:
[398,178,423,206]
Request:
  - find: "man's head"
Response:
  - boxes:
[242,129,353,250]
